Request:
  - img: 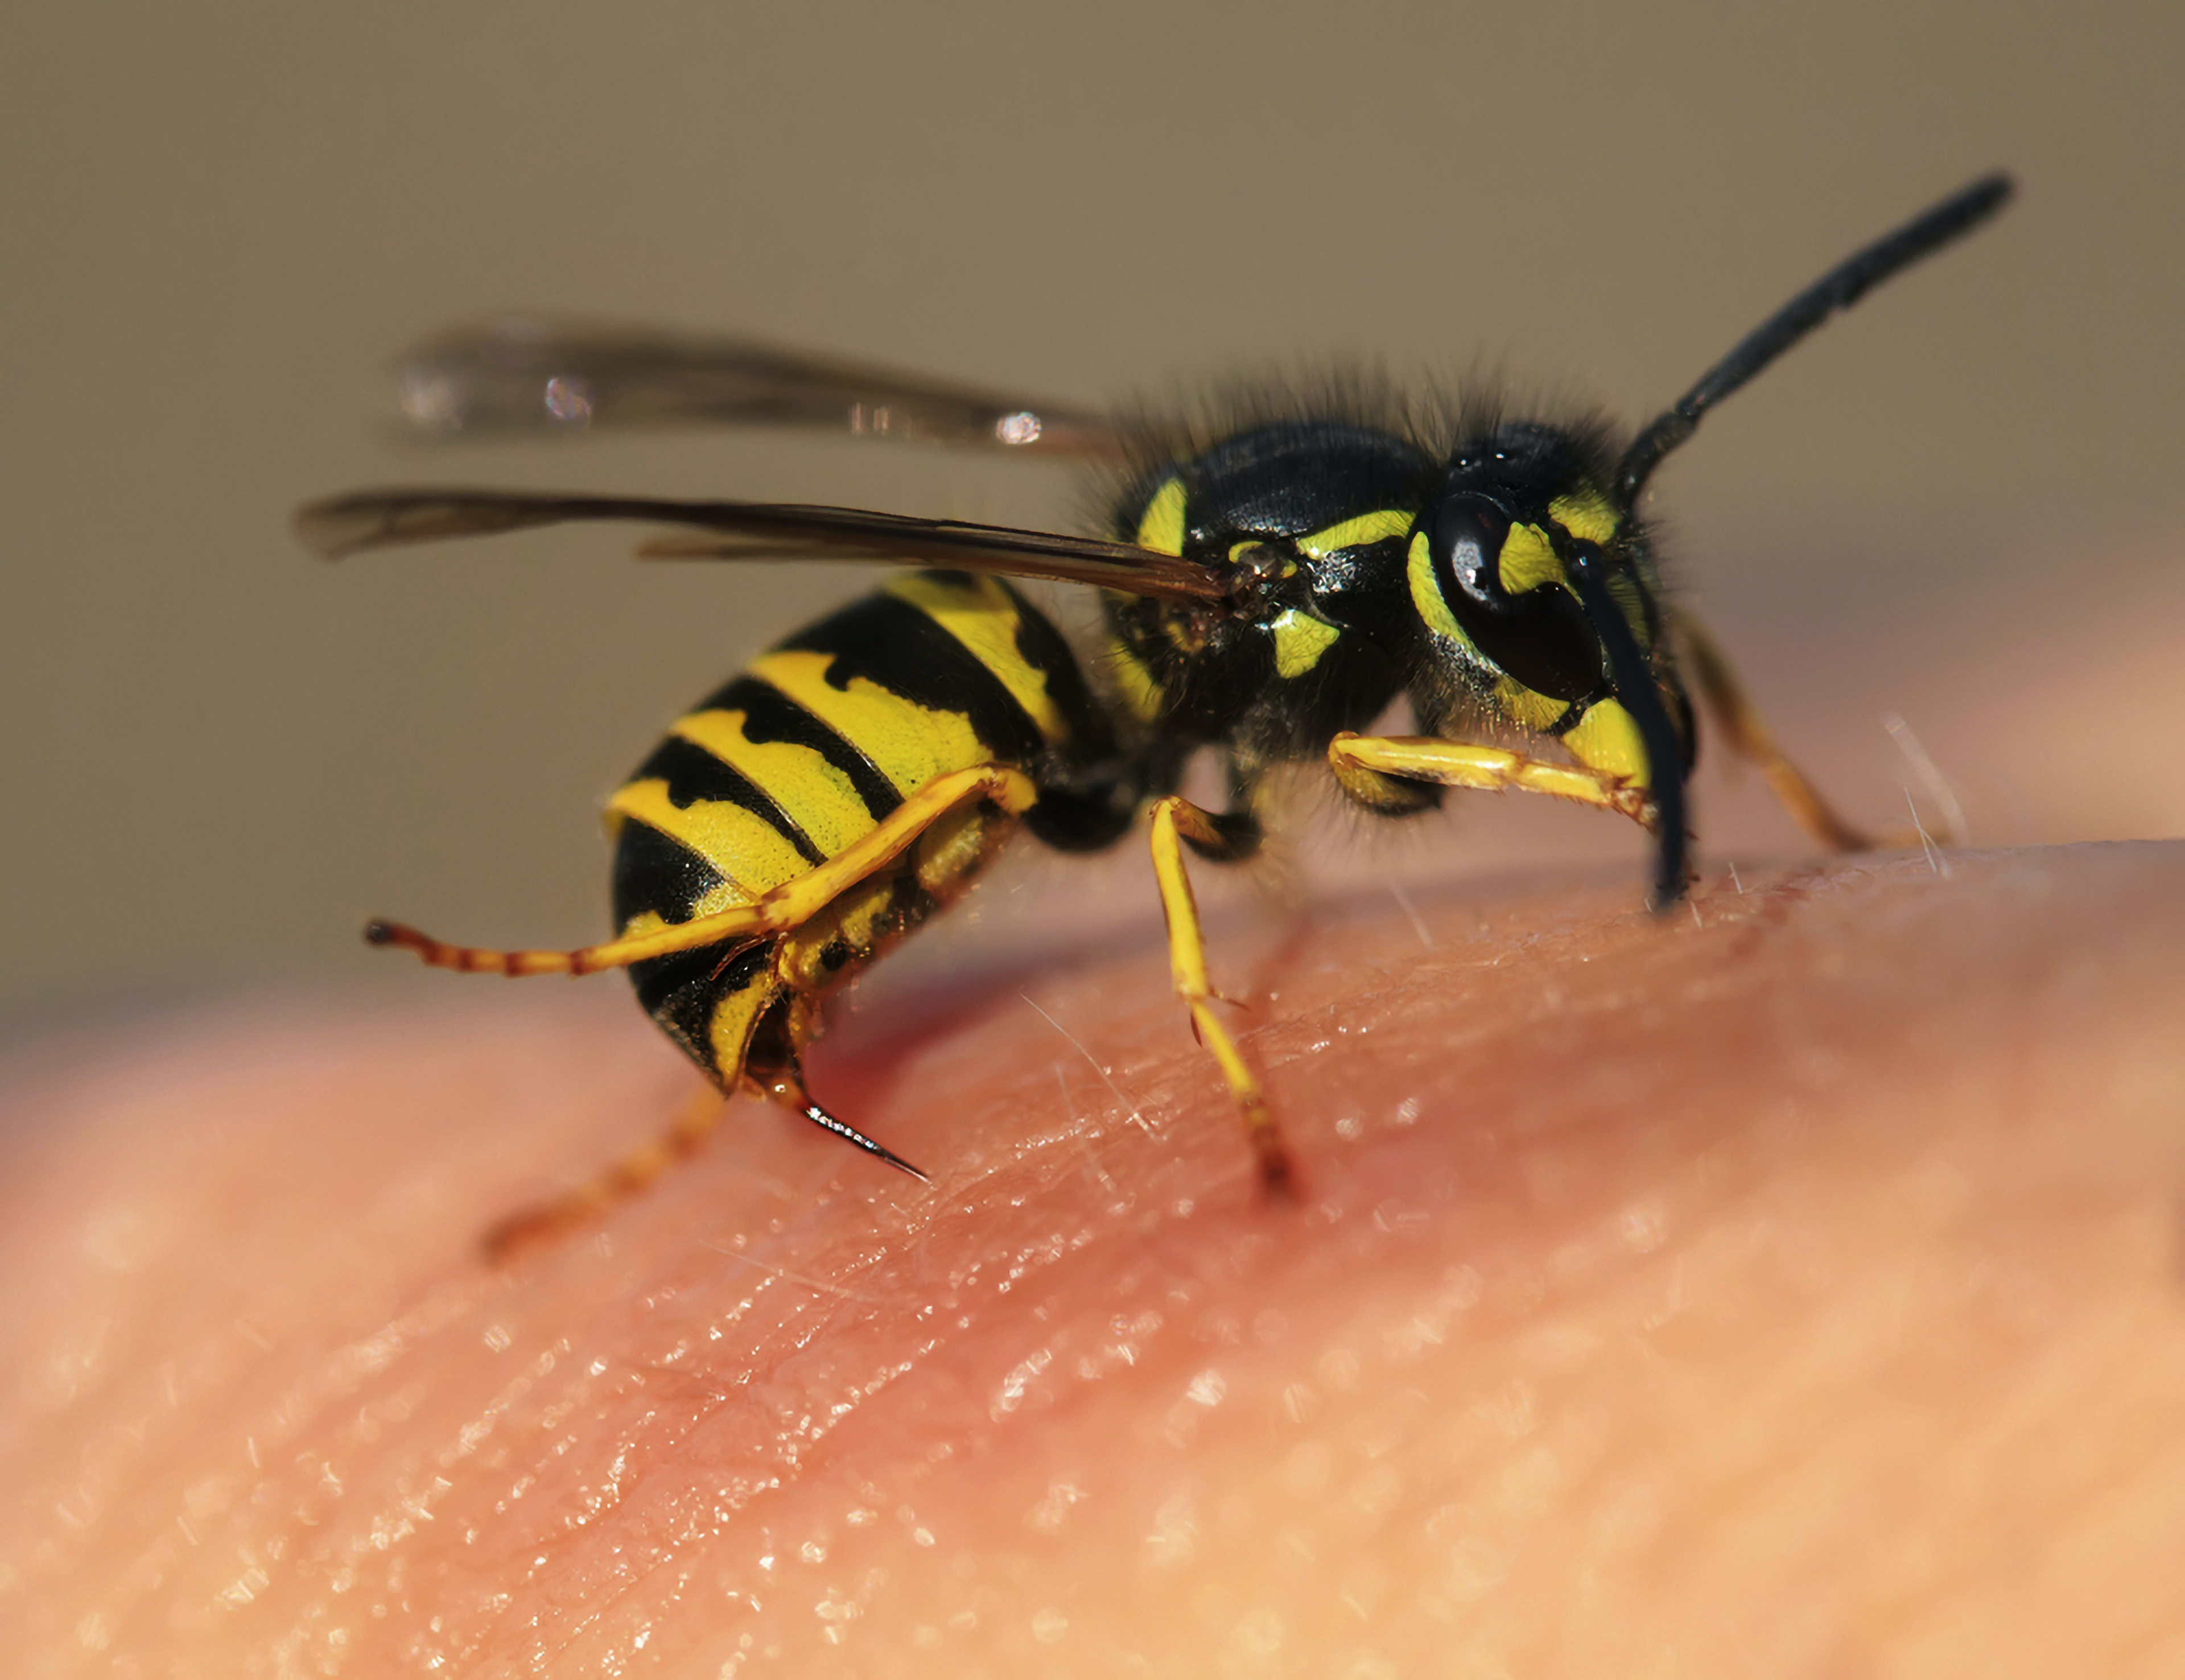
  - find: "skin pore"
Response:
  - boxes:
[5,840,2184,1677]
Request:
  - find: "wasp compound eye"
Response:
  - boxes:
[1428,497,1511,609]
[1428,497,1603,703]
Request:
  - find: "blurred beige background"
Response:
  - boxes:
[3,0,2182,1028]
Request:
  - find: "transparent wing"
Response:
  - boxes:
[390,317,1127,459]
[294,487,1229,604]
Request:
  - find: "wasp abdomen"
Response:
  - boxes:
[606,570,1102,1089]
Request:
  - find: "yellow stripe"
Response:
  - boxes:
[1296,507,1414,559]
[750,649,988,797]
[605,779,810,895]
[882,572,1068,744]
[704,965,777,1081]
[670,709,879,856]
[1269,608,1341,679]
[1135,476,1188,554]
[1107,640,1165,724]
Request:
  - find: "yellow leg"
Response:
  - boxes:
[1147,796,1292,1194]
[1328,731,1658,828]
[1673,611,1870,852]
[368,763,1041,975]
[481,1083,728,1262]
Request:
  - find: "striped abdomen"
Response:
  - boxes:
[606,570,1106,1089]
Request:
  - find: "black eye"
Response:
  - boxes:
[1429,499,1508,605]
[1428,499,1605,702]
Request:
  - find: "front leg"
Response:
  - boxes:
[1327,732,1658,829]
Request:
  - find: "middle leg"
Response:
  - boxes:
[1145,794,1292,1194]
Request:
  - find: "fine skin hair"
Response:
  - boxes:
[5,834,2184,1677]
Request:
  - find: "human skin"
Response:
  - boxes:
[5,840,2184,1677]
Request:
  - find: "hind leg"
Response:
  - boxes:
[482,1080,733,1262]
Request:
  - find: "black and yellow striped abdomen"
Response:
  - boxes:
[605,569,1108,1093]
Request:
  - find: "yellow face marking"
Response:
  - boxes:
[1407,530,1469,647]
[670,709,879,856]
[1135,476,1188,555]
[1498,522,1568,597]
[607,779,810,895]
[1561,698,1652,787]
[883,572,1068,744]
[1296,507,1414,559]
[1268,607,1342,679]
[1549,492,1619,546]
[751,649,989,797]
[1492,678,1569,733]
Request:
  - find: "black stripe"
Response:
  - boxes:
[699,673,906,823]
[611,815,732,942]
[626,734,825,864]
[995,579,1115,759]
[626,940,773,1071]
[779,586,1047,767]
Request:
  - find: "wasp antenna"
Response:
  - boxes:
[1615,172,2014,507]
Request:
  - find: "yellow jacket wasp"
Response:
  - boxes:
[299,174,2011,1240]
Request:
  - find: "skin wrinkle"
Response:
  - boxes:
[2,846,2184,1676]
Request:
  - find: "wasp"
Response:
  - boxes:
[299,174,2011,1239]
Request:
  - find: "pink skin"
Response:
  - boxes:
[6,841,2184,1676]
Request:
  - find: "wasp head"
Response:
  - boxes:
[1409,421,1693,905]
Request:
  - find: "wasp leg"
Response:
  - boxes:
[481,1082,732,1262]
[1146,795,1292,1195]
[366,762,1042,975]
[1328,731,1658,827]
[1673,611,1870,852]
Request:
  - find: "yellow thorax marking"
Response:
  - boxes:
[1268,608,1342,679]
[883,572,1069,743]
[1227,540,1298,576]
[1135,476,1188,555]
[1296,507,1415,559]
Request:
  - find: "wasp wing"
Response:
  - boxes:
[389,318,1126,459]
[295,488,1228,604]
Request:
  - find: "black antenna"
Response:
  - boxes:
[1615,173,2014,509]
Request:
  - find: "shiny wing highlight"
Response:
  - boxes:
[390,318,1126,459]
